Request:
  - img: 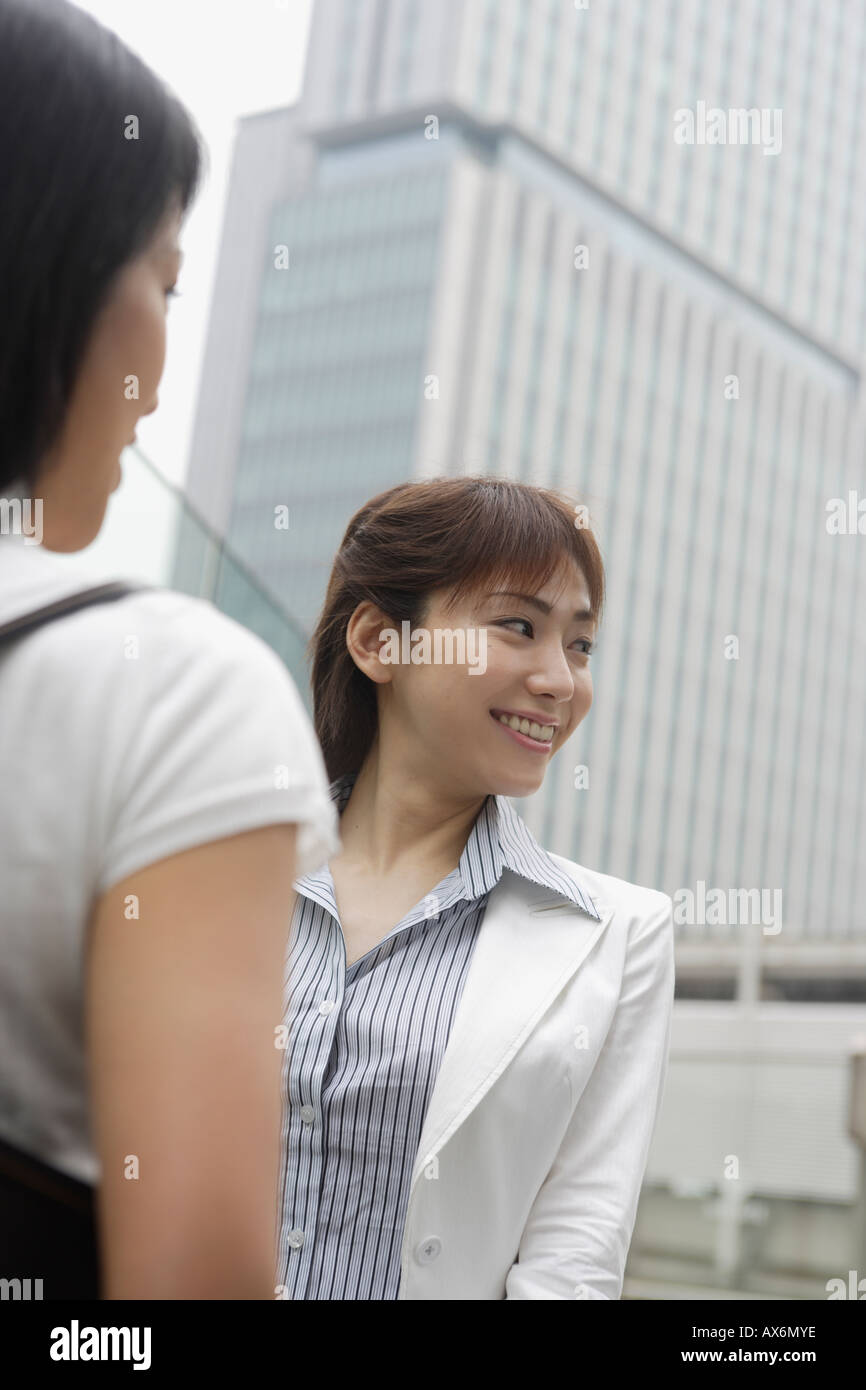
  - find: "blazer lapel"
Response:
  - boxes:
[409,869,614,1191]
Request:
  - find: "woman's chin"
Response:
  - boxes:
[487,769,549,799]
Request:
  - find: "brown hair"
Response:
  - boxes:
[307,475,605,782]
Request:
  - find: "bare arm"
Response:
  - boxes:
[85,823,298,1299]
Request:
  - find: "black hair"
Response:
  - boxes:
[0,0,204,492]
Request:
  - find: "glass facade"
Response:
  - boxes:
[176,0,866,1295]
[223,162,448,634]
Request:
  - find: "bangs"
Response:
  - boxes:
[426,480,604,623]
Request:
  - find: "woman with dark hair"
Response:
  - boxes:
[277,476,675,1300]
[0,0,339,1298]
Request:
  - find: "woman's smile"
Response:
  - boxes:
[489,709,555,753]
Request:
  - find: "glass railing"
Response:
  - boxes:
[70,443,316,713]
[170,499,315,699]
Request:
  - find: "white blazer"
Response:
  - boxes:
[397,854,675,1299]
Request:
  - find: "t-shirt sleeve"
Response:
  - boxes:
[96,599,341,896]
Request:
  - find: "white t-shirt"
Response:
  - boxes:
[0,531,341,1183]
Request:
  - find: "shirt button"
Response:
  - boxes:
[318,1000,335,1015]
[414,1235,442,1265]
[287,1229,305,1250]
[299,1105,315,1125]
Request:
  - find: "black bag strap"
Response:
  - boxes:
[0,1133,100,1299]
[0,1131,94,1212]
[0,579,150,647]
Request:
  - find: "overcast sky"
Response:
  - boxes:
[65,0,314,581]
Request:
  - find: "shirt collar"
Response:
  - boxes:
[297,771,600,922]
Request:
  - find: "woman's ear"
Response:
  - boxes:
[345,602,396,686]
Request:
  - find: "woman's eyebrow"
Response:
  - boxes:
[486,591,595,622]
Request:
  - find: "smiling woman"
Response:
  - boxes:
[311,475,605,785]
[271,475,674,1301]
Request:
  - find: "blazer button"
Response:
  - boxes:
[414,1236,442,1264]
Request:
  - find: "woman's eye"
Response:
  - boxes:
[165,285,181,303]
[494,619,594,654]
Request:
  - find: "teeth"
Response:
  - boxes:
[497,713,555,742]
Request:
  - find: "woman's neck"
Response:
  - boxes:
[336,755,487,878]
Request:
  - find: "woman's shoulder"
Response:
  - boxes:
[10,579,295,694]
[1,577,322,792]
[2,581,339,894]
[545,849,673,932]
[114,586,291,674]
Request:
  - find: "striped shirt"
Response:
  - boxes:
[275,771,600,1300]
